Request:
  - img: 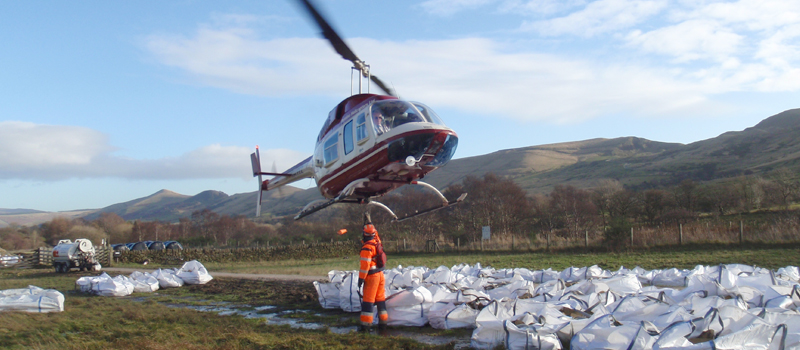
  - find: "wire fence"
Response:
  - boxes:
[4,217,799,266]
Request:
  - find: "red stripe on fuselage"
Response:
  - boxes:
[318,128,456,199]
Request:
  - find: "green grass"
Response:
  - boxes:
[124,243,800,276]
[0,270,454,350]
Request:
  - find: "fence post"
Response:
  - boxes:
[679,224,683,245]
[403,239,406,251]
[457,237,460,252]
[585,230,589,247]
[511,235,515,251]
[546,233,550,250]
[630,227,634,247]
[739,220,744,243]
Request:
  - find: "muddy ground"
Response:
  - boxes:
[184,277,322,311]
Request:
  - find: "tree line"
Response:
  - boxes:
[2,168,798,252]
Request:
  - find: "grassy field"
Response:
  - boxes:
[0,269,458,350]
[113,242,800,277]
[4,244,800,350]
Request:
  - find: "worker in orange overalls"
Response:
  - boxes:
[358,221,388,333]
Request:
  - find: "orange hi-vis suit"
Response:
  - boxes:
[358,224,387,329]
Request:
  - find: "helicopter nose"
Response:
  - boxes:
[386,131,458,167]
[426,133,458,167]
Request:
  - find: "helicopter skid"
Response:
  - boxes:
[394,192,467,222]
[293,179,467,222]
[294,198,361,221]
[359,179,468,222]
[366,192,467,223]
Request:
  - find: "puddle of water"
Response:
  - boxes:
[132,296,471,347]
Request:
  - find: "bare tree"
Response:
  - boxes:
[549,185,597,238]
[592,180,624,229]
[766,168,799,210]
[672,179,698,213]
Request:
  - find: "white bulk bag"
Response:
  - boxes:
[428,302,478,329]
[470,300,515,349]
[652,268,689,287]
[313,281,341,309]
[385,286,433,327]
[529,268,560,284]
[92,273,134,297]
[75,275,104,293]
[339,271,361,312]
[129,271,159,293]
[571,315,659,350]
[176,260,213,285]
[595,273,643,295]
[425,265,459,285]
[151,268,184,288]
[503,320,563,350]
[776,266,800,282]
[0,285,65,313]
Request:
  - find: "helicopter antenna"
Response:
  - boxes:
[297,0,396,97]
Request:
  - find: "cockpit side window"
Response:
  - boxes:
[323,135,338,165]
[355,113,368,143]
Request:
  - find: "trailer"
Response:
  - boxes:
[52,239,101,273]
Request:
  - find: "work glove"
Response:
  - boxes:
[358,278,364,289]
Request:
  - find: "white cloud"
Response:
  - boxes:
[521,0,667,37]
[626,20,744,63]
[0,122,309,181]
[142,10,800,125]
[689,0,800,32]
[0,121,113,167]
[143,24,723,123]
[144,28,348,96]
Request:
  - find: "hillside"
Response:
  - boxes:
[423,136,684,193]
[0,209,97,228]
[7,108,798,224]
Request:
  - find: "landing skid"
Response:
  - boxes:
[370,192,468,222]
[294,198,360,220]
[293,179,467,222]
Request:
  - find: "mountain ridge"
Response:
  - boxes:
[3,108,798,225]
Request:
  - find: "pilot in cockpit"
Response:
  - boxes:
[372,108,388,135]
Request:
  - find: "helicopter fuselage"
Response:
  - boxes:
[312,94,458,200]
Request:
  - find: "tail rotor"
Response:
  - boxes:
[250,146,265,217]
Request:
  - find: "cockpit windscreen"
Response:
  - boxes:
[370,100,446,135]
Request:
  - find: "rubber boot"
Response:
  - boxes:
[358,324,371,333]
[377,323,387,336]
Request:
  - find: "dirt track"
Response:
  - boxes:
[104,267,326,310]
[103,267,326,282]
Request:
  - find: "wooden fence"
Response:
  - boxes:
[2,246,113,269]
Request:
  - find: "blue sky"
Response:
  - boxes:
[1,0,799,212]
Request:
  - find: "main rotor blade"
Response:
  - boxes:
[370,75,395,97]
[297,0,361,64]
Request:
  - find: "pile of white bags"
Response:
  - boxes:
[76,260,213,297]
[315,263,800,350]
[176,260,213,285]
[0,285,65,313]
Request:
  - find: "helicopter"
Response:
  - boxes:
[250,0,466,222]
